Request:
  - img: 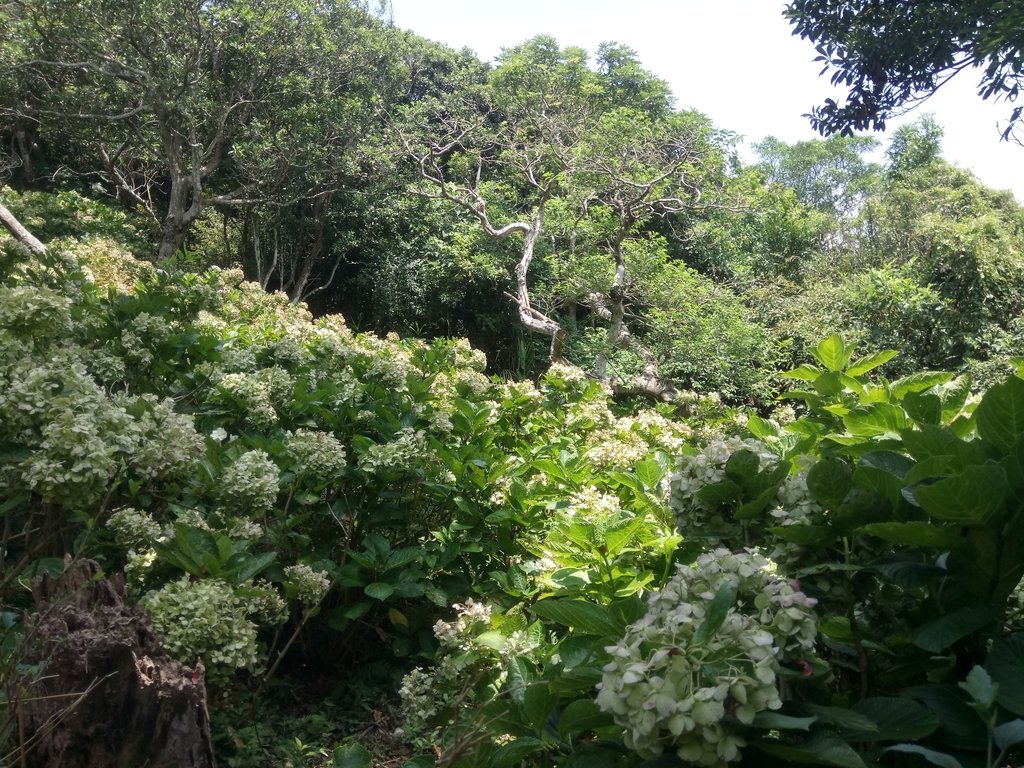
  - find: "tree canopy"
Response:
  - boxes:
[786,0,1024,138]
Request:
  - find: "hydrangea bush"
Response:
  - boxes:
[596,549,817,766]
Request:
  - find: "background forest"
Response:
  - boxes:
[3,1,1024,767]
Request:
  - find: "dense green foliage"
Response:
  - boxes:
[785,0,1024,137]
[3,4,1024,767]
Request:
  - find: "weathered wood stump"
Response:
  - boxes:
[13,559,215,768]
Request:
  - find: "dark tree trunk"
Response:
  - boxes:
[14,560,215,768]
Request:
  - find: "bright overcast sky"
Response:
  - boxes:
[387,0,1024,201]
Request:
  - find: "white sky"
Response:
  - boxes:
[387,0,1024,201]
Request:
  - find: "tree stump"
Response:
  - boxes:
[12,559,215,768]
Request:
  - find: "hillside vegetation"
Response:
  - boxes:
[3,2,1024,767]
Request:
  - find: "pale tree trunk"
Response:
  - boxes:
[594,233,630,379]
[0,196,47,255]
[512,204,565,361]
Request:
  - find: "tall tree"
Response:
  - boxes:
[786,0,1024,138]
[1,0,396,262]
[395,36,721,394]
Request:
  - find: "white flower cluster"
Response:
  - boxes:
[219,346,258,373]
[596,549,818,766]
[0,285,73,342]
[285,428,347,479]
[357,427,428,475]
[120,394,205,481]
[670,437,780,544]
[364,348,411,389]
[451,338,488,372]
[1006,579,1024,633]
[242,579,290,625]
[226,516,264,541]
[400,599,540,749]
[142,577,260,670]
[214,366,293,429]
[432,598,493,649]
[567,485,621,521]
[108,507,162,549]
[544,361,588,384]
[489,474,513,506]
[769,464,821,528]
[220,449,279,515]
[283,563,331,607]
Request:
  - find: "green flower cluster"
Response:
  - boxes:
[282,563,331,607]
[219,449,280,515]
[596,548,817,767]
[285,428,347,480]
[142,577,260,670]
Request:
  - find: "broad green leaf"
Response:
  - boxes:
[696,479,741,507]
[803,703,877,731]
[807,456,852,508]
[750,712,817,730]
[332,742,371,768]
[475,631,507,652]
[521,684,556,730]
[891,371,953,399]
[364,582,394,600]
[939,375,973,423]
[557,698,608,737]
[735,486,780,520]
[506,656,529,703]
[858,522,959,550]
[608,596,646,630]
[814,334,851,373]
[993,719,1024,749]
[813,371,844,397]
[844,403,910,437]
[903,684,988,751]
[913,465,1007,523]
[976,376,1024,450]
[780,364,824,381]
[875,558,945,589]
[490,737,546,768]
[547,665,603,695]
[883,744,963,768]
[228,551,277,584]
[859,450,915,478]
[748,414,779,438]
[912,606,997,653]
[769,525,833,545]
[557,635,601,667]
[603,515,645,557]
[693,582,735,644]
[853,465,906,505]
[986,633,1024,716]
[754,732,867,768]
[634,459,663,490]
[531,599,619,637]
[725,449,760,481]
[848,697,939,741]
[903,392,942,425]
[949,526,1024,603]
[847,349,897,376]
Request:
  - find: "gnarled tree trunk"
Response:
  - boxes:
[13,560,215,768]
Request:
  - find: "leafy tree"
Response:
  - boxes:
[1,0,397,265]
[786,0,1024,137]
[396,36,724,398]
[754,133,880,218]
